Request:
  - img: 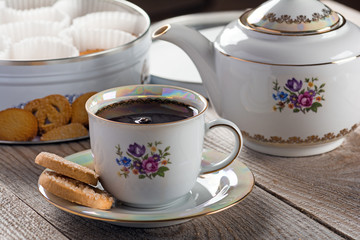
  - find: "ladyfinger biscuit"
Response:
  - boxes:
[35,152,98,186]
[39,171,113,210]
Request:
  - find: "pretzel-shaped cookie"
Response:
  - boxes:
[25,94,72,133]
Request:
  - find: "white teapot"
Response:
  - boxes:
[152,0,360,157]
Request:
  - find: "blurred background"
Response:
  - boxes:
[129,0,360,22]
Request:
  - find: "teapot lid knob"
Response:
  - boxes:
[241,0,343,35]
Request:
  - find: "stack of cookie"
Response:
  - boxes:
[0,92,95,142]
[36,152,114,210]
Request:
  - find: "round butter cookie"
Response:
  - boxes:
[0,108,38,141]
[71,92,97,126]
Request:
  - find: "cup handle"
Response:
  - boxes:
[200,119,243,174]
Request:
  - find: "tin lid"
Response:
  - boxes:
[240,0,342,35]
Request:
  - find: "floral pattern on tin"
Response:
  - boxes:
[272,77,325,114]
[115,141,171,179]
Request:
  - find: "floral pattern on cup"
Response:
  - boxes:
[115,141,171,179]
[272,77,325,114]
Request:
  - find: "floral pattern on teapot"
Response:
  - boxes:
[262,9,333,24]
[115,141,171,179]
[272,77,325,114]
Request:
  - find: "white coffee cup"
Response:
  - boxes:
[86,85,243,208]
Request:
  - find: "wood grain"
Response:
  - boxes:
[205,109,360,240]
[0,152,342,240]
[0,109,357,239]
[0,181,67,240]
[0,139,343,239]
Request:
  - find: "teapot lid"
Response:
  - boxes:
[240,0,342,35]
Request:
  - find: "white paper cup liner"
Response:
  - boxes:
[0,35,11,60]
[10,36,79,60]
[5,0,57,10]
[60,27,136,53]
[73,11,146,36]
[0,7,70,28]
[0,21,68,43]
[54,0,129,20]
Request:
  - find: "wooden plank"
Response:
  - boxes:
[0,140,343,239]
[0,181,67,240]
[204,109,360,239]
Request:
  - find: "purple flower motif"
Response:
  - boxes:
[286,78,303,92]
[152,154,161,162]
[307,90,316,97]
[142,157,159,173]
[133,160,145,174]
[289,95,298,103]
[128,143,146,157]
[116,156,132,168]
[298,92,313,107]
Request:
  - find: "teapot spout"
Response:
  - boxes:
[152,24,221,113]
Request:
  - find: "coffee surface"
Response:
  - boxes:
[95,98,198,124]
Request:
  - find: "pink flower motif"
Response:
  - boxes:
[298,92,313,107]
[142,157,159,173]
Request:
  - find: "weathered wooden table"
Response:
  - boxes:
[1,1,359,239]
[1,106,359,239]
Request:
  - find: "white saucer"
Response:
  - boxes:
[38,149,254,228]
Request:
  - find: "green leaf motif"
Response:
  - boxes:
[312,102,322,108]
[283,86,292,93]
[139,175,146,179]
[158,166,169,172]
[311,102,322,113]
[156,166,169,177]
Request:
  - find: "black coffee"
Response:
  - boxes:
[95,98,198,124]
